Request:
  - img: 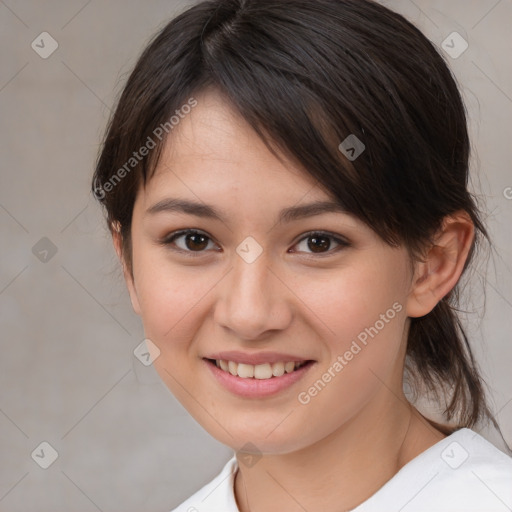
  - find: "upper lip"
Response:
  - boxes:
[204,351,313,365]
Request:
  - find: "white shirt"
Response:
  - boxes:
[169,428,512,511]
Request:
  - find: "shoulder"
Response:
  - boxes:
[430,428,512,505]
[168,455,239,512]
[356,428,512,512]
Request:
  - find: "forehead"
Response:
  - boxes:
[145,89,328,203]
[133,90,368,237]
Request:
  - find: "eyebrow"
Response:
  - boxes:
[145,198,349,224]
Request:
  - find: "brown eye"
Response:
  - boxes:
[292,232,349,256]
[183,232,209,251]
[163,229,217,254]
[307,235,331,253]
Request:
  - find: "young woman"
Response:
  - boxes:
[91,0,512,510]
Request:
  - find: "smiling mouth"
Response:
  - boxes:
[204,358,314,380]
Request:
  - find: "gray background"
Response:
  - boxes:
[0,0,511,510]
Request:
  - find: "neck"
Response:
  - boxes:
[234,398,446,512]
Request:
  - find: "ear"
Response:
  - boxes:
[406,211,475,318]
[112,222,142,316]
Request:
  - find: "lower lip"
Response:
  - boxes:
[203,359,316,398]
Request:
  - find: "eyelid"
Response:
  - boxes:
[290,230,350,256]
[159,229,350,256]
[160,228,220,256]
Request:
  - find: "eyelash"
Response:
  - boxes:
[159,229,350,258]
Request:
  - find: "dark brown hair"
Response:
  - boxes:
[92,0,505,440]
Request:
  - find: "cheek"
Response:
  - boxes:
[132,250,212,353]
[132,257,214,405]
[291,256,408,406]
[294,254,406,346]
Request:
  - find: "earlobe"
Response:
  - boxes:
[406,211,474,318]
[112,225,142,316]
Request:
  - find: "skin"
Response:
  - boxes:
[113,89,475,512]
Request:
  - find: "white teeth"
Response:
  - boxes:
[285,361,295,373]
[272,362,285,377]
[254,363,272,379]
[228,361,238,376]
[213,359,308,379]
[237,363,254,378]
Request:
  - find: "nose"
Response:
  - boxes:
[214,250,293,340]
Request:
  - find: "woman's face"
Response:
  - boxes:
[121,89,417,454]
